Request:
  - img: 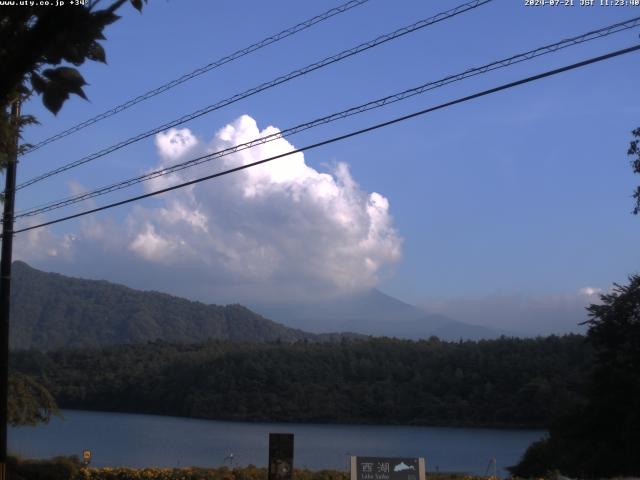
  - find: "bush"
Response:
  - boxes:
[8,455,83,480]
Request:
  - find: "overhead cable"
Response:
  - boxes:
[20,0,372,156]
[15,0,493,191]
[14,16,640,220]
[10,43,640,236]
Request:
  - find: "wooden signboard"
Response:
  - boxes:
[268,433,294,480]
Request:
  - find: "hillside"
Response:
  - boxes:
[10,261,327,350]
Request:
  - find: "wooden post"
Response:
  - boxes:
[0,99,20,480]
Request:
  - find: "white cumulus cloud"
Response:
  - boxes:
[19,115,402,304]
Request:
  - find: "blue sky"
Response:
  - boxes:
[13,0,640,325]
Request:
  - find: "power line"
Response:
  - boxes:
[11,43,640,237]
[20,0,372,156]
[15,0,493,191]
[14,16,640,220]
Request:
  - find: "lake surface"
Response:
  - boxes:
[9,410,545,477]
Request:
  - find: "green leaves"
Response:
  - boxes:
[92,9,121,27]
[31,67,89,115]
[44,67,88,98]
[1,0,146,114]
[87,41,107,63]
[131,0,145,12]
[30,73,47,94]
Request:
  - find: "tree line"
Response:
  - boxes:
[11,334,591,429]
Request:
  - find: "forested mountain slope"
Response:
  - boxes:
[10,261,325,350]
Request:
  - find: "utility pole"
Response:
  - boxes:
[0,100,20,480]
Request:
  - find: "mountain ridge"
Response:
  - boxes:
[10,261,346,350]
[10,261,501,350]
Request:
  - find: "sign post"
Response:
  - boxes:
[351,456,425,480]
[82,449,92,466]
[268,433,294,480]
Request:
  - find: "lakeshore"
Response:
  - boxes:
[9,410,544,477]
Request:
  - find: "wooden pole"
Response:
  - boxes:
[0,99,20,480]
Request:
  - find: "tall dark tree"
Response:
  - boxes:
[511,276,640,478]
[0,5,148,476]
[629,128,640,215]
[580,276,640,475]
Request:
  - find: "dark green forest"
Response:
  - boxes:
[12,335,590,428]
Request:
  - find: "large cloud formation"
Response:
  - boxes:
[17,115,402,303]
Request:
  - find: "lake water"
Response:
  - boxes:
[9,410,545,477]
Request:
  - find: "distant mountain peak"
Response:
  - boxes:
[252,288,503,341]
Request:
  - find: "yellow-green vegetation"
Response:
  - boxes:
[78,466,345,480]
[7,456,495,480]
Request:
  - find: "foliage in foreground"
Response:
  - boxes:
[8,372,60,426]
[510,276,640,478]
[1,0,148,182]
[7,457,489,480]
[0,0,146,113]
